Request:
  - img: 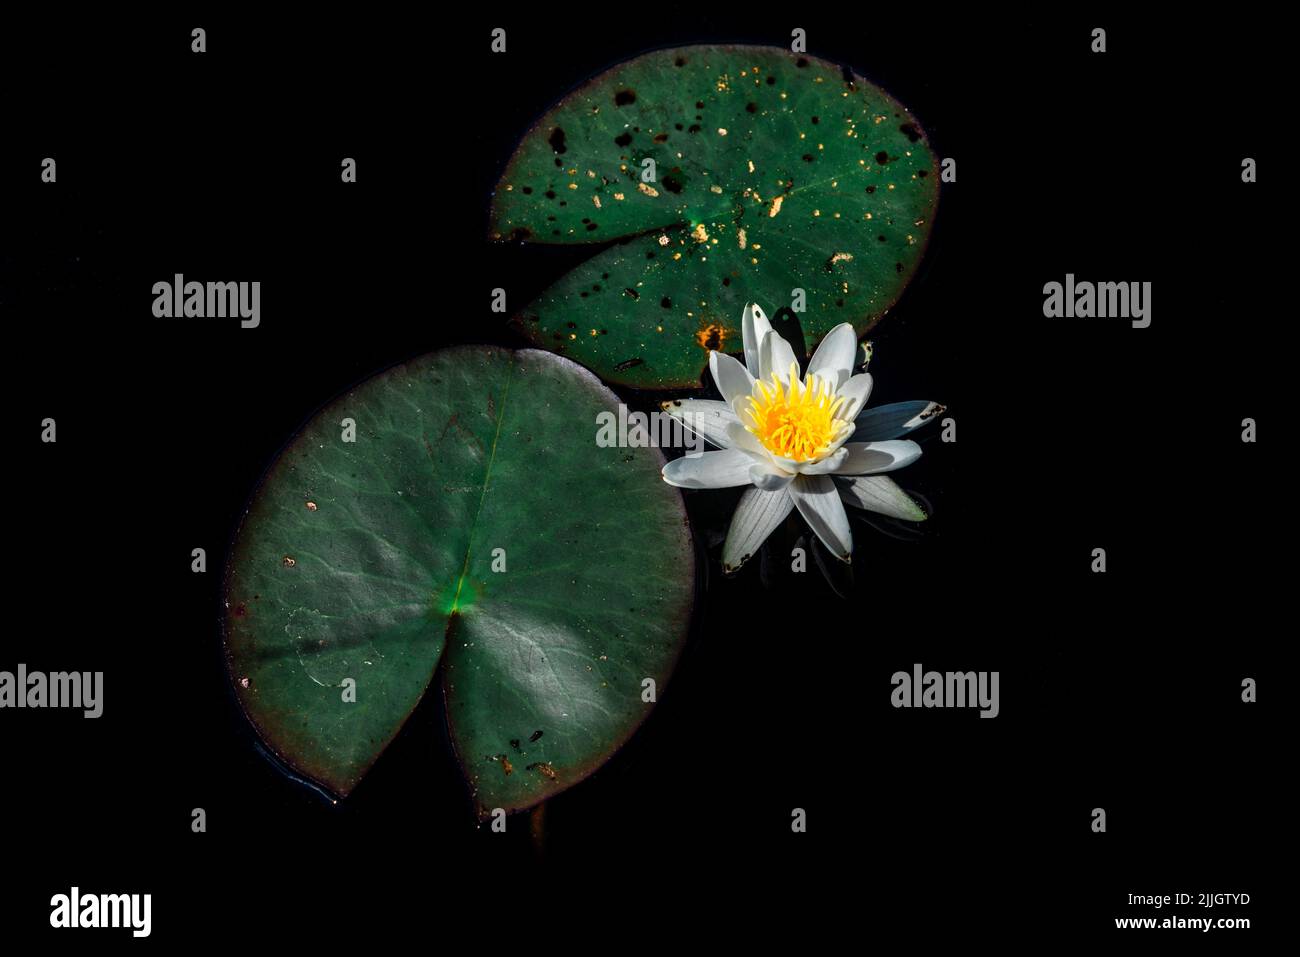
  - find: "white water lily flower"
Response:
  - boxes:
[661,302,944,572]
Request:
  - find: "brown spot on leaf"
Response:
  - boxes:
[695,323,728,351]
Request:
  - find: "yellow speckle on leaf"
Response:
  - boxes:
[737,228,747,250]
[638,183,659,197]
[593,196,602,209]
[769,195,784,218]
[691,223,709,243]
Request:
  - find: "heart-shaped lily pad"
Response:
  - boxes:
[491,45,939,390]
[223,346,694,815]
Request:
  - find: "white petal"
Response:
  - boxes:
[707,348,759,403]
[807,323,858,388]
[759,328,798,384]
[836,475,927,520]
[796,447,848,474]
[659,398,741,449]
[789,474,853,562]
[851,401,946,442]
[758,448,807,474]
[835,372,874,421]
[741,303,773,378]
[829,440,922,475]
[708,350,755,405]
[748,462,794,490]
[724,420,769,457]
[662,448,754,489]
[722,487,794,572]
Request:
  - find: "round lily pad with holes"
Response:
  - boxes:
[490,45,939,390]
[223,346,694,816]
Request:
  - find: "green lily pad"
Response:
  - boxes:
[223,346,694,815]
[491,45,939,390]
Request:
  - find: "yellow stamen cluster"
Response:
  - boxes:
[744,363,851,462]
